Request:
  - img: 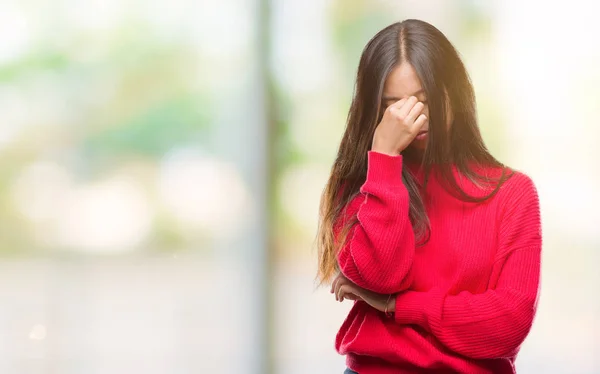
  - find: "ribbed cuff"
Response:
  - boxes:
[394,291,429,327]
[361,151,404,193]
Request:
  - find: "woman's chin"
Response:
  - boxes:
[409,138,428,150]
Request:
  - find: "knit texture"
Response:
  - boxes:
[335,151,542,374]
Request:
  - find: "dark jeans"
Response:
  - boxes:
[344,369,358,374]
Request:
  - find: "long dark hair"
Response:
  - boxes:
[317,19,511,283]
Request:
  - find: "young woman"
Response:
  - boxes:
[316,19,542,373]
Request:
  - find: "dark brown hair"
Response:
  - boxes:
[316,19,511,283]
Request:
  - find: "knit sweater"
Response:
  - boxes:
[335,151,542,374]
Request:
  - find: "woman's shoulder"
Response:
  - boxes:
[468,161,536,192]
[455,163,539,208]
[490,167,540,223]
[497,168,538,199]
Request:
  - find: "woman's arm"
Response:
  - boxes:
[393,175,541,359]
[394,247,540,359]
[335,150,415,294]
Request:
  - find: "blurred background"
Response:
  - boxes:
[0,0,598,373]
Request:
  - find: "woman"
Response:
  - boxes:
[316,19,542,373]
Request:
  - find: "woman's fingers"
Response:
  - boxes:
[331,276,389,312]
[389,98,407,112]
[337,285,345,302]
[338,285,354,302]
[340,283,365,303]
[330,273,343,294]
[395,96,419,118]
[331,274,365,303]
[405,101,425,124]
[412,113,428,132]
[332,274,347,301]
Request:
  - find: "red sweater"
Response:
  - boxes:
[335,151,542,374]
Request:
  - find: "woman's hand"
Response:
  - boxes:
[331,273,396,313]
[372,96,428,156]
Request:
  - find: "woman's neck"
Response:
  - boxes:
[402,147,425,166]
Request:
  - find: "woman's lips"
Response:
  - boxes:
[416,130,428,140]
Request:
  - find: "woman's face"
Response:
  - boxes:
[382,62,430,151]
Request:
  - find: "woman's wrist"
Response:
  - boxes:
[384,294,396,317]
[371,146,401,157]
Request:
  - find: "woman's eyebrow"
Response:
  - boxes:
[382,89,425,101]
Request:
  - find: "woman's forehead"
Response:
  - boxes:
[383,62,424,98]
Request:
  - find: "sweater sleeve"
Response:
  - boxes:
[335,151,415,294]
[393,174,542,359]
